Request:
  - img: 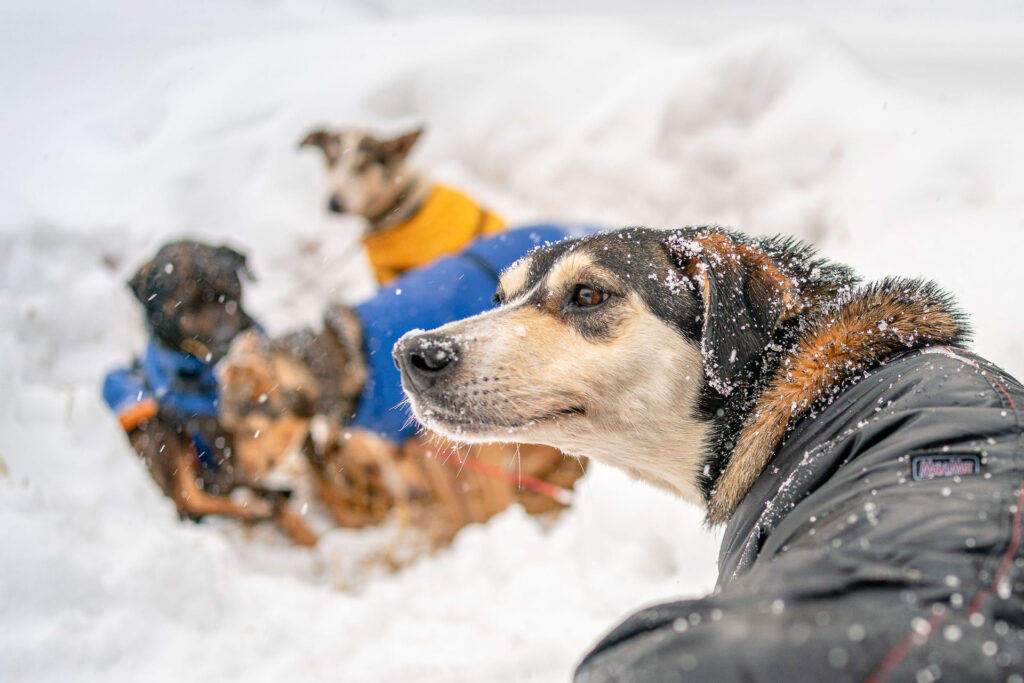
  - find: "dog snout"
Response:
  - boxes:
[327,195,346,214]
[393,332,459,393]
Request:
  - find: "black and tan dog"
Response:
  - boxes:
[102,241,315,545]
[396,227,1024,680]
[300,126,505,283]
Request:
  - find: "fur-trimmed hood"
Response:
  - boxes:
[677,229,971,523]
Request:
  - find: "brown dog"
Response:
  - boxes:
[102,241,316,545]
[218,313,585,559]
[299,126,505,282]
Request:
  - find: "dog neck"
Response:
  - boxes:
[567,416,711,508]
[267,305,367,427]
[365,174,432,232]
[700,279,969,525]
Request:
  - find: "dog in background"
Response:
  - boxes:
[218,226,592,565]
[102,240,316,545]
[219,326,581,557]
[299,126,505,283]
[395,227,1024,680]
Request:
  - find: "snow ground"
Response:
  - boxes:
[3,2,1024,681]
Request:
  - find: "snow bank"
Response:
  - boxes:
[3,1,1024,681]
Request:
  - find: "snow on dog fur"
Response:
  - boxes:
[394,226,966,523]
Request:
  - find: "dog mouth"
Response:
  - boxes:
[415,402,587,435]
[548,406,587,419]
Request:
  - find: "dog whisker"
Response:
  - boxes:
[454,449,469,478]
[440,441,460,466]
[515,443,522,491]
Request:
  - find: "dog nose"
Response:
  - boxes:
[393,333,458,393]
[327,196,345,213]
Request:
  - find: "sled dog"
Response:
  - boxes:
[300,126,504,282]
[396,227,1024,680]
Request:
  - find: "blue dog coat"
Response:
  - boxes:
[103,224,598,451]
[349,223,597,441]
[102,339,222,469]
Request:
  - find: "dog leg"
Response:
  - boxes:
[515,445,587,515]
[302,429,397,528]
[171,454,275,521]
[462,443,516,522]
[273,507,318,547]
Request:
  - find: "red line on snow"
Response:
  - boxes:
[407,441,574,505]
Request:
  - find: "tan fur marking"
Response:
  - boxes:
[543,251,595,296]
[233,412,309,478]
[498,257,532,301]
[708,288,963,523]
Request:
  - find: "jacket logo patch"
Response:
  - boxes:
[911,454,981,481]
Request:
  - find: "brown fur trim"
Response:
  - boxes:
[707,278,969,523]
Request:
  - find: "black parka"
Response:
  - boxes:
[577,347,1024,682]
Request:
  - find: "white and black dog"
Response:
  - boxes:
[299,126,505,283]
[395,226,1024,681]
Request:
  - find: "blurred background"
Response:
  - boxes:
[2,1,1023,681]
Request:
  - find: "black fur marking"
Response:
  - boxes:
[695,314,806,503]
[503,228,706,344]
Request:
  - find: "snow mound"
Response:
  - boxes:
[4,2,1024,681]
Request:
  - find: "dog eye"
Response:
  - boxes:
[571,285,609,308]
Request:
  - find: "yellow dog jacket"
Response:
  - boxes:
[362,185,505,283]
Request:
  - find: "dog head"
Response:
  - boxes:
[393,227,805,503]
[299,126,424,219]
[128,240,256,362]
[217,330,321,478]
[218,306,367,477]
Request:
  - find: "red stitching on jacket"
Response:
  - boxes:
[864,346,1023,682]
[967,482,1024,617]
[863,612,947,683]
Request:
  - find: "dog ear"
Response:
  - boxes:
[668,231,797,396]
[298,129,337,152]
[127,259,154,304]
[379,127,424,161]
[217,245,256,282]
[323,304,367,399]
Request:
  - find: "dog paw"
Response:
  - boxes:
[242,497,276,520]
